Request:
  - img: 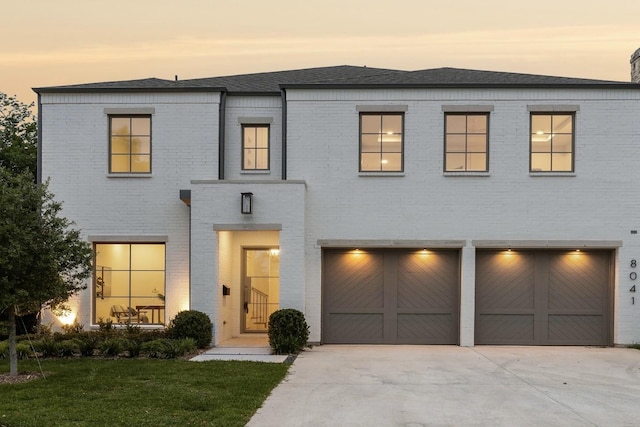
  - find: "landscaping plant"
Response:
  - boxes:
[168,310,213,349]
[268,308,309,355]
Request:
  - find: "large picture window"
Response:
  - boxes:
[242,125,269,170]
[360,113,403,172]
[530,113,574,172]
[444,113,489,172]
[94,243,165,324]
[109,116,151,173]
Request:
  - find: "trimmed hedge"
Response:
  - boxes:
[168,310,213,349]
[268,309,309,355]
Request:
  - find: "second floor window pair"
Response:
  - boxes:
[108,116,271,174]
[359,112,575,173]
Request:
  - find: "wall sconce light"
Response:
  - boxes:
[241,192,253,214]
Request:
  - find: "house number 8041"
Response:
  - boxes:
[631,260,637,305]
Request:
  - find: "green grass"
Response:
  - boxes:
[0,358,289,427]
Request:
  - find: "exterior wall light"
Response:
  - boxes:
[241,192,253,214]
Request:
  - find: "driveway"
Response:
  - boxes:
[247,345,640,427]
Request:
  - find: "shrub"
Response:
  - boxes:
[99,338,126,357]
[141,339,165,358]
[176,337,197,356]
[141,338,196,359]
[76,332,100,357]
[61,320,84,334]
[0,341,33,360]
[124,323,142,336]
[168,310,212,349]
[32,337,58,358]
[15,343,33,359]
[122,338,143,358]
[57,339,80,357]
[97,318,115,333]
[268,309,309,355]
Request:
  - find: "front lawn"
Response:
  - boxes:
[0,358,288,427]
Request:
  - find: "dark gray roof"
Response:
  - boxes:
[180,65,406,93]
[280,67,636,88]
[34,65,638,94]
[33,77,225,93]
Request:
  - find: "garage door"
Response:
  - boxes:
[322,249,459,344]
[475,250,612,345]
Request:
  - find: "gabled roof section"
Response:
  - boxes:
[179,65,406,94]
[33,77,224,93]
[280,67,638,89]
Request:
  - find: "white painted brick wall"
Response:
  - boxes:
[224,96,283,180]
[189,181,306,344]
[286,88,640,344]
[41,86,640,345]
[40,92,220,327]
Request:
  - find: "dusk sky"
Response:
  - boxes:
[2,0,639,106]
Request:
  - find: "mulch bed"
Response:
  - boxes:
[0,372,48,385]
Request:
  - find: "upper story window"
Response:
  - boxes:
[360,113,403,172]
[530,113,574,172]
[109,116,151,173]
[444,113,489,172]
[243,125,270,170]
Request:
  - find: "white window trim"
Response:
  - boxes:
[88,235,168,242]
[441,105,494,112]
[104,107,155,115]
[356,105,408,112]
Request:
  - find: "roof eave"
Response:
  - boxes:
[225,91,281,96]
[33,86,227,94]
[280,83,640,90]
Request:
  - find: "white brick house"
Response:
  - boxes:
[35,66,640,346]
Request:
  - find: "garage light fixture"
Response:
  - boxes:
[241,192,253,214]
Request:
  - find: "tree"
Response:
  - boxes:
[0,92,37,179]
[0,168,92,376]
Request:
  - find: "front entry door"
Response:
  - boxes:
[243,248,280,332]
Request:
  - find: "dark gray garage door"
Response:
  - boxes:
[322,249,459,344]
[475,250,612,345]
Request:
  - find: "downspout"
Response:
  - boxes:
[36,93,42,184]
[218,90,227,180]
[281,88,287,180]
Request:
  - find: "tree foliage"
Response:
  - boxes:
[0,169,92,311]
[0,93,92,375]
[0,92,37,178]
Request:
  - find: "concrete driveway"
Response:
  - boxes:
[247,345,640,427]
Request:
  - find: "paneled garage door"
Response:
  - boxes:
[322,249,459,344]
[475,250,612,345]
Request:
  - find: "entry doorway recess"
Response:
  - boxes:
[243,248,280,332]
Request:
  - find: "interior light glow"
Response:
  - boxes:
[57,310,76,326]
[381,159,389,164]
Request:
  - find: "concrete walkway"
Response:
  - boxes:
[190,334,290,363]
[247,345,640,427]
